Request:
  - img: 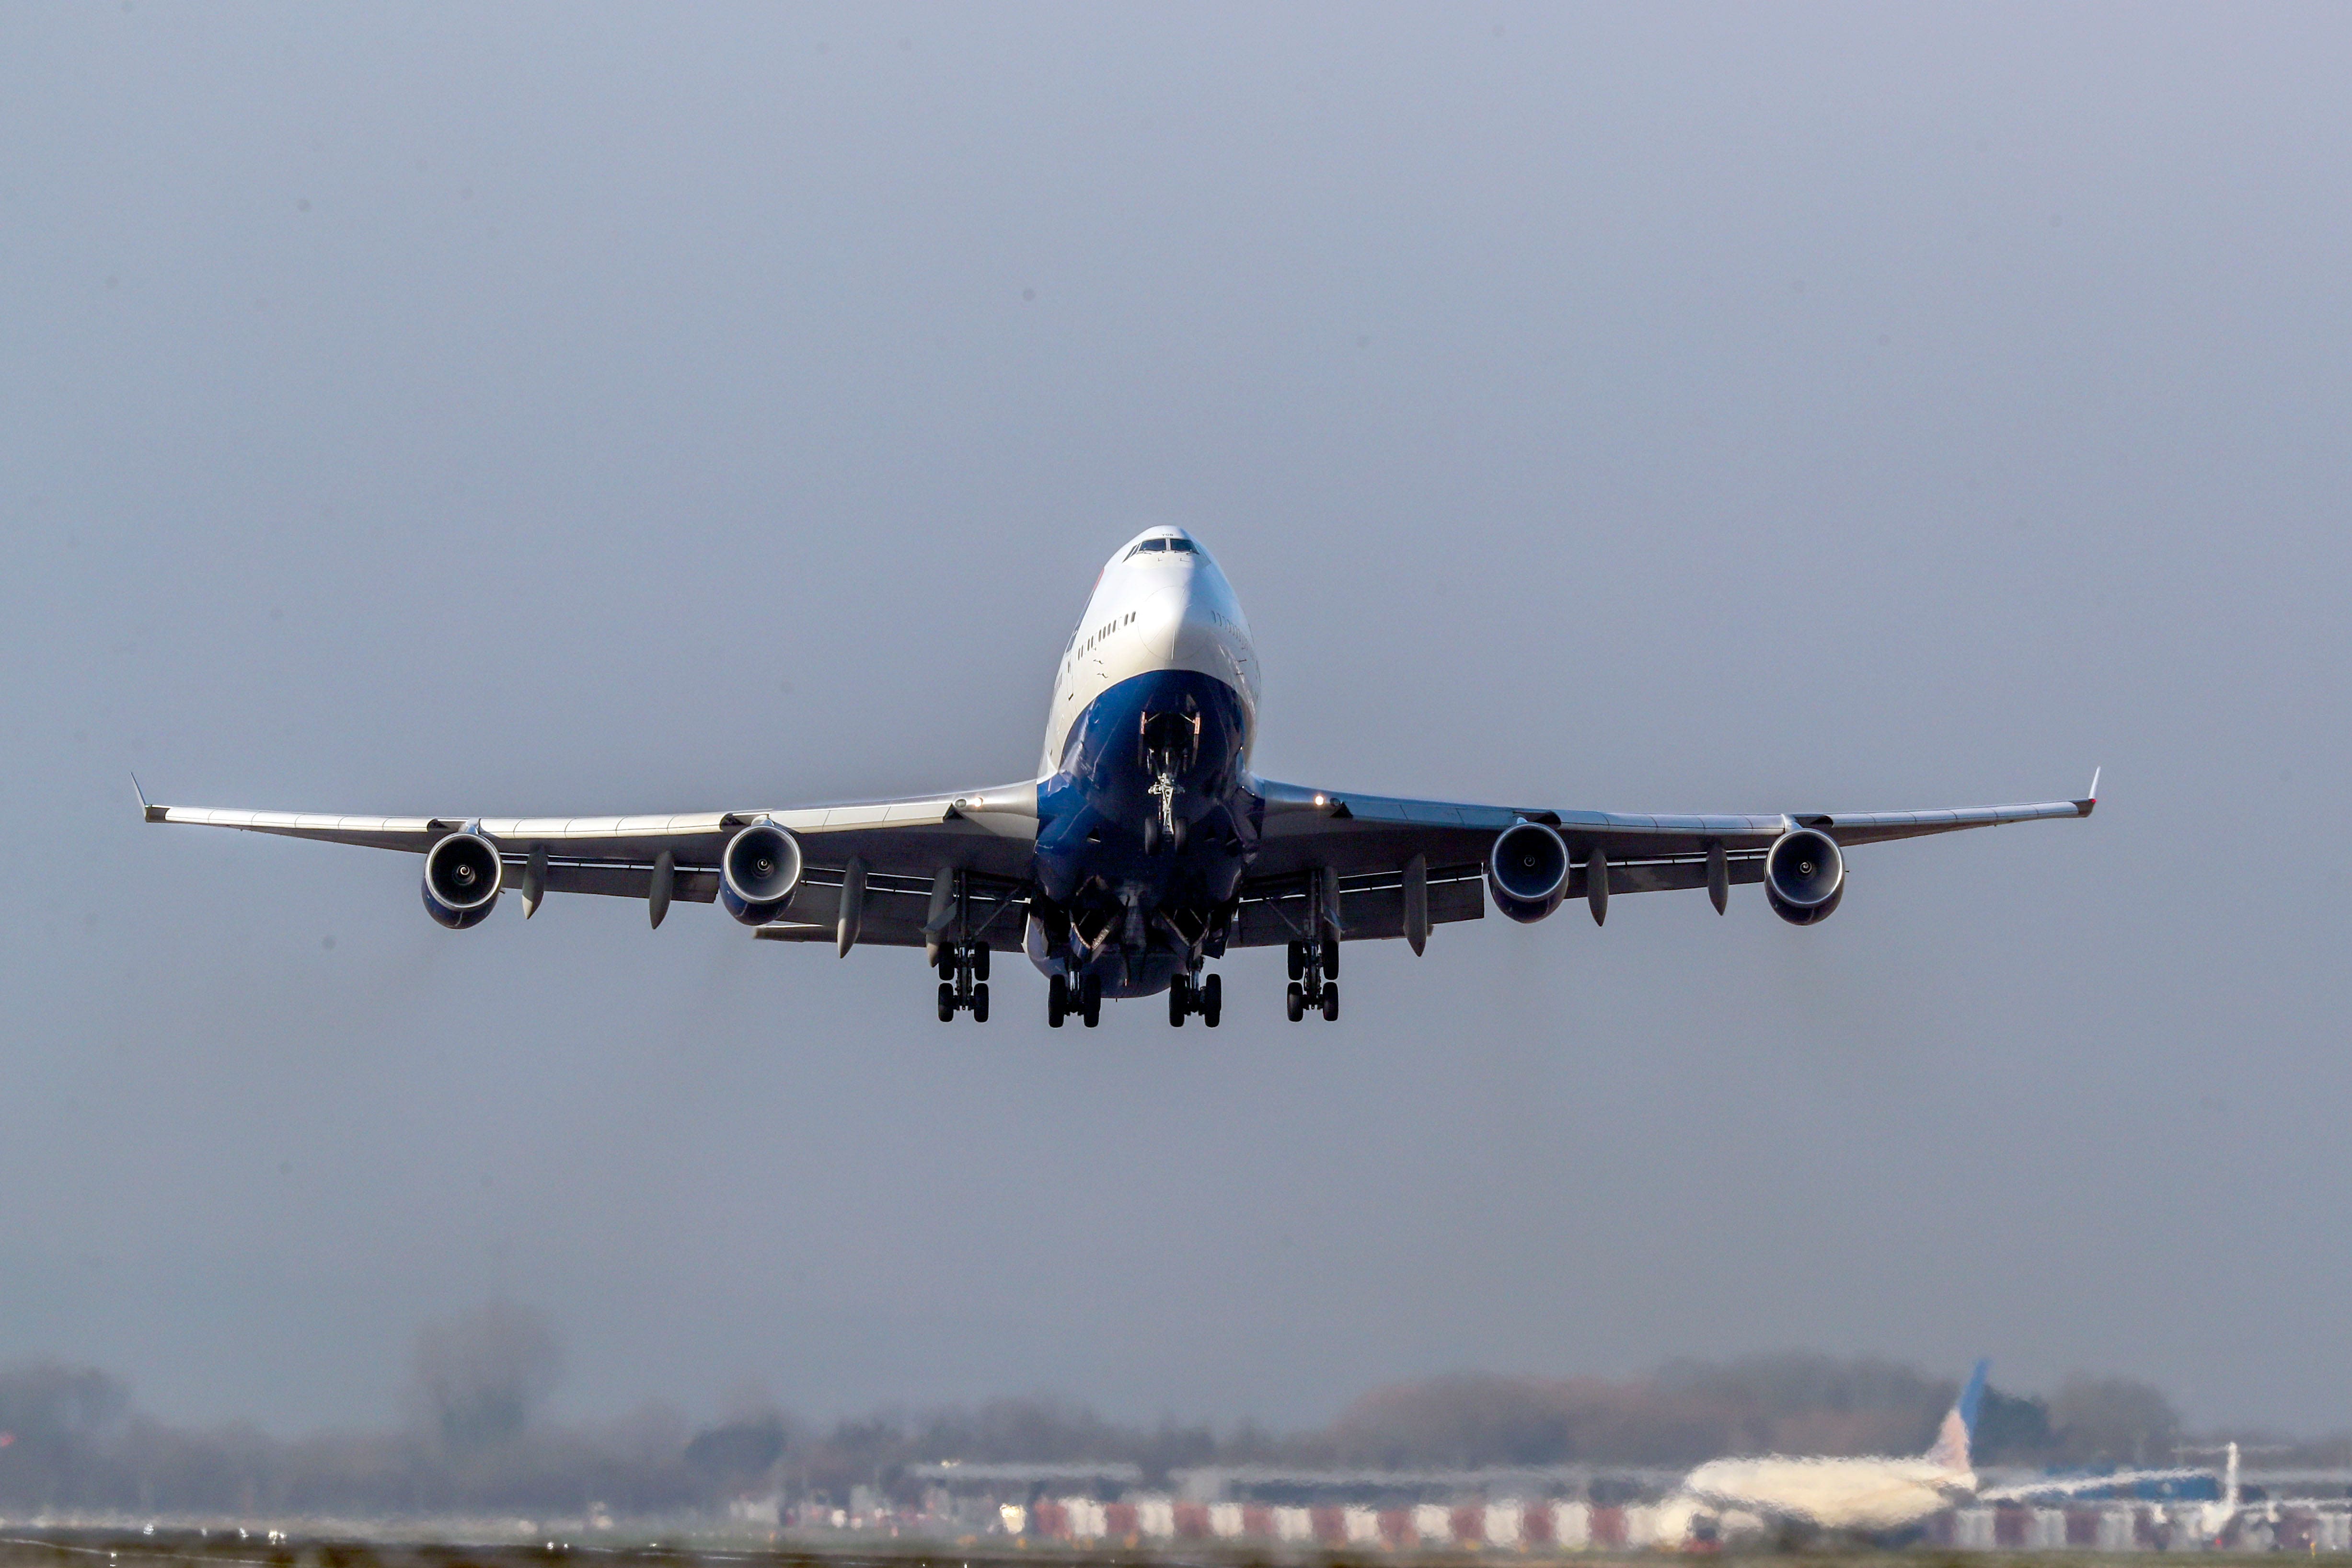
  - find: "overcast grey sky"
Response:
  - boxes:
[3,2,2348,1438]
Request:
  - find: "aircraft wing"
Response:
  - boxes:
[140,782,1040,947]
[1232,772,2096,945]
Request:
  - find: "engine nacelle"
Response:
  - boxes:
[1487,820,1571,923]
[422,831,504,929]
[1764,826,1845,925]
[720,822,804,924]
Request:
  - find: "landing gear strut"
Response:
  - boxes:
[1285,939,1339,1022]
[935,941,990,1022]
[1169,970,1222,1027]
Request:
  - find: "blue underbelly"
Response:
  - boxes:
[1031,669,1256,992]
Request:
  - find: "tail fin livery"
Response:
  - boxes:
[1925,1359,1990,1475]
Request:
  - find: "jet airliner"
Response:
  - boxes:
[1665,1360,1991,1541]
[144,529,2096,1026]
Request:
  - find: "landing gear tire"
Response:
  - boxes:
[1142,817,1160,855]
[1047,973,1068,1028]
[1081,975,1102,1028]
[937,981,955,1023]
[971,943,990,982]
[1169,981,1188,1028]
[971,982,990,1023]
[1286,981,1304,1023]
[1322,939,1339,979]
[1322,982,1339,1022]
[1287,942,1304,981]
[1201,972,1222,1027]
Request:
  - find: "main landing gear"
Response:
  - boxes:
[1168,971,1222,1027]
[1047,971,1103,1029]
[936,941,990,1022]
[1285,939,1340,1022]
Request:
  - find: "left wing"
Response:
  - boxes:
[1231,772,2097,944]
[141,781,1040,947]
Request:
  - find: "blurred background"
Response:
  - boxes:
[0,0,2346,1456]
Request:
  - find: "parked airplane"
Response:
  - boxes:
[141,529,2096,1026]
[1667,1360,1991,1540]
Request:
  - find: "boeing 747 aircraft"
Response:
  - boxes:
[1664,1361,1991,1541]
[143,529,2096,1027]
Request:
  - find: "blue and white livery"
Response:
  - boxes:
[143,530,2096,1027]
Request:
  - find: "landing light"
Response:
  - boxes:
[1313,794,1326,806]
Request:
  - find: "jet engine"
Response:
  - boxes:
[1764,826,1845,925]
[1487,821,1571,923]
[720,822,804,924]
[422,831,504,929]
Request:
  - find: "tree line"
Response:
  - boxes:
[0,1306,2307,1516]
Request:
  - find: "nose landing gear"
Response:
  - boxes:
[1285,939,1340,1022]
[935,942,991,1022]
[1168,970,1222,1027]
[1048,971,1102,1028]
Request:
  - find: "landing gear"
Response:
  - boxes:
[1284,940,1340,1022]
[1080,972,1102,1028]
[1168,971,1222,1027]
[1048,973,1068,1028]
[936,942,992,1021]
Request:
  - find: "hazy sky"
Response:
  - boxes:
[4,3,2348,1439]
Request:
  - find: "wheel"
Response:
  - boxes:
[971,943,990,982]
[1322,981,1339,1022]
[936,947,957,980]
[937,981,956,1022]
[1323,938,1340,979]
[1287,942,1304,981]
[1168,982,1188,1027]
[1047,973,1067,1027]
[1143,817,1160,855]
[970,982,990,1023]
[1201,972,1222,1027]
[1169,818,1187,852]
[1286,981,1303,1022]
[1081,975,1102,1028]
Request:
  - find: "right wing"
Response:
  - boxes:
[143,782,1041,947]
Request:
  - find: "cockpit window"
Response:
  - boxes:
[1165,538,1196,553]
[1126,538,1170,558]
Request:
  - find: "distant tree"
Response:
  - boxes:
[411,1302,564,1453]
[685,1417,786,1487]
[0,1362,131,1507]
[1972,1386,2055,1464]
[2048,1376,2180,1466]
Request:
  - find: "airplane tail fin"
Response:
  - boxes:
[1925,1360,1990,1475]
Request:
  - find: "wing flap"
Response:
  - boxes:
[1233,865,1487,947]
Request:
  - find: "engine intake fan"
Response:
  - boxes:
[422,831,503,929]
[720,822,804,925]
[1487,821,1570,923]
[1764,826,1845,925]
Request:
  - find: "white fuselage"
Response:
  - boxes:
[1040,530,1261,778]
[1678,1454,1977,1534]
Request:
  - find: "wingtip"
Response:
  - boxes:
[131,772,166,823]
[2075,765,2100,817]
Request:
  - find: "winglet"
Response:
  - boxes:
[2075,766,2100,817]
[132,772,166,823]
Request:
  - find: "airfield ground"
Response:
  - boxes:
[0,1530,2308,1568]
